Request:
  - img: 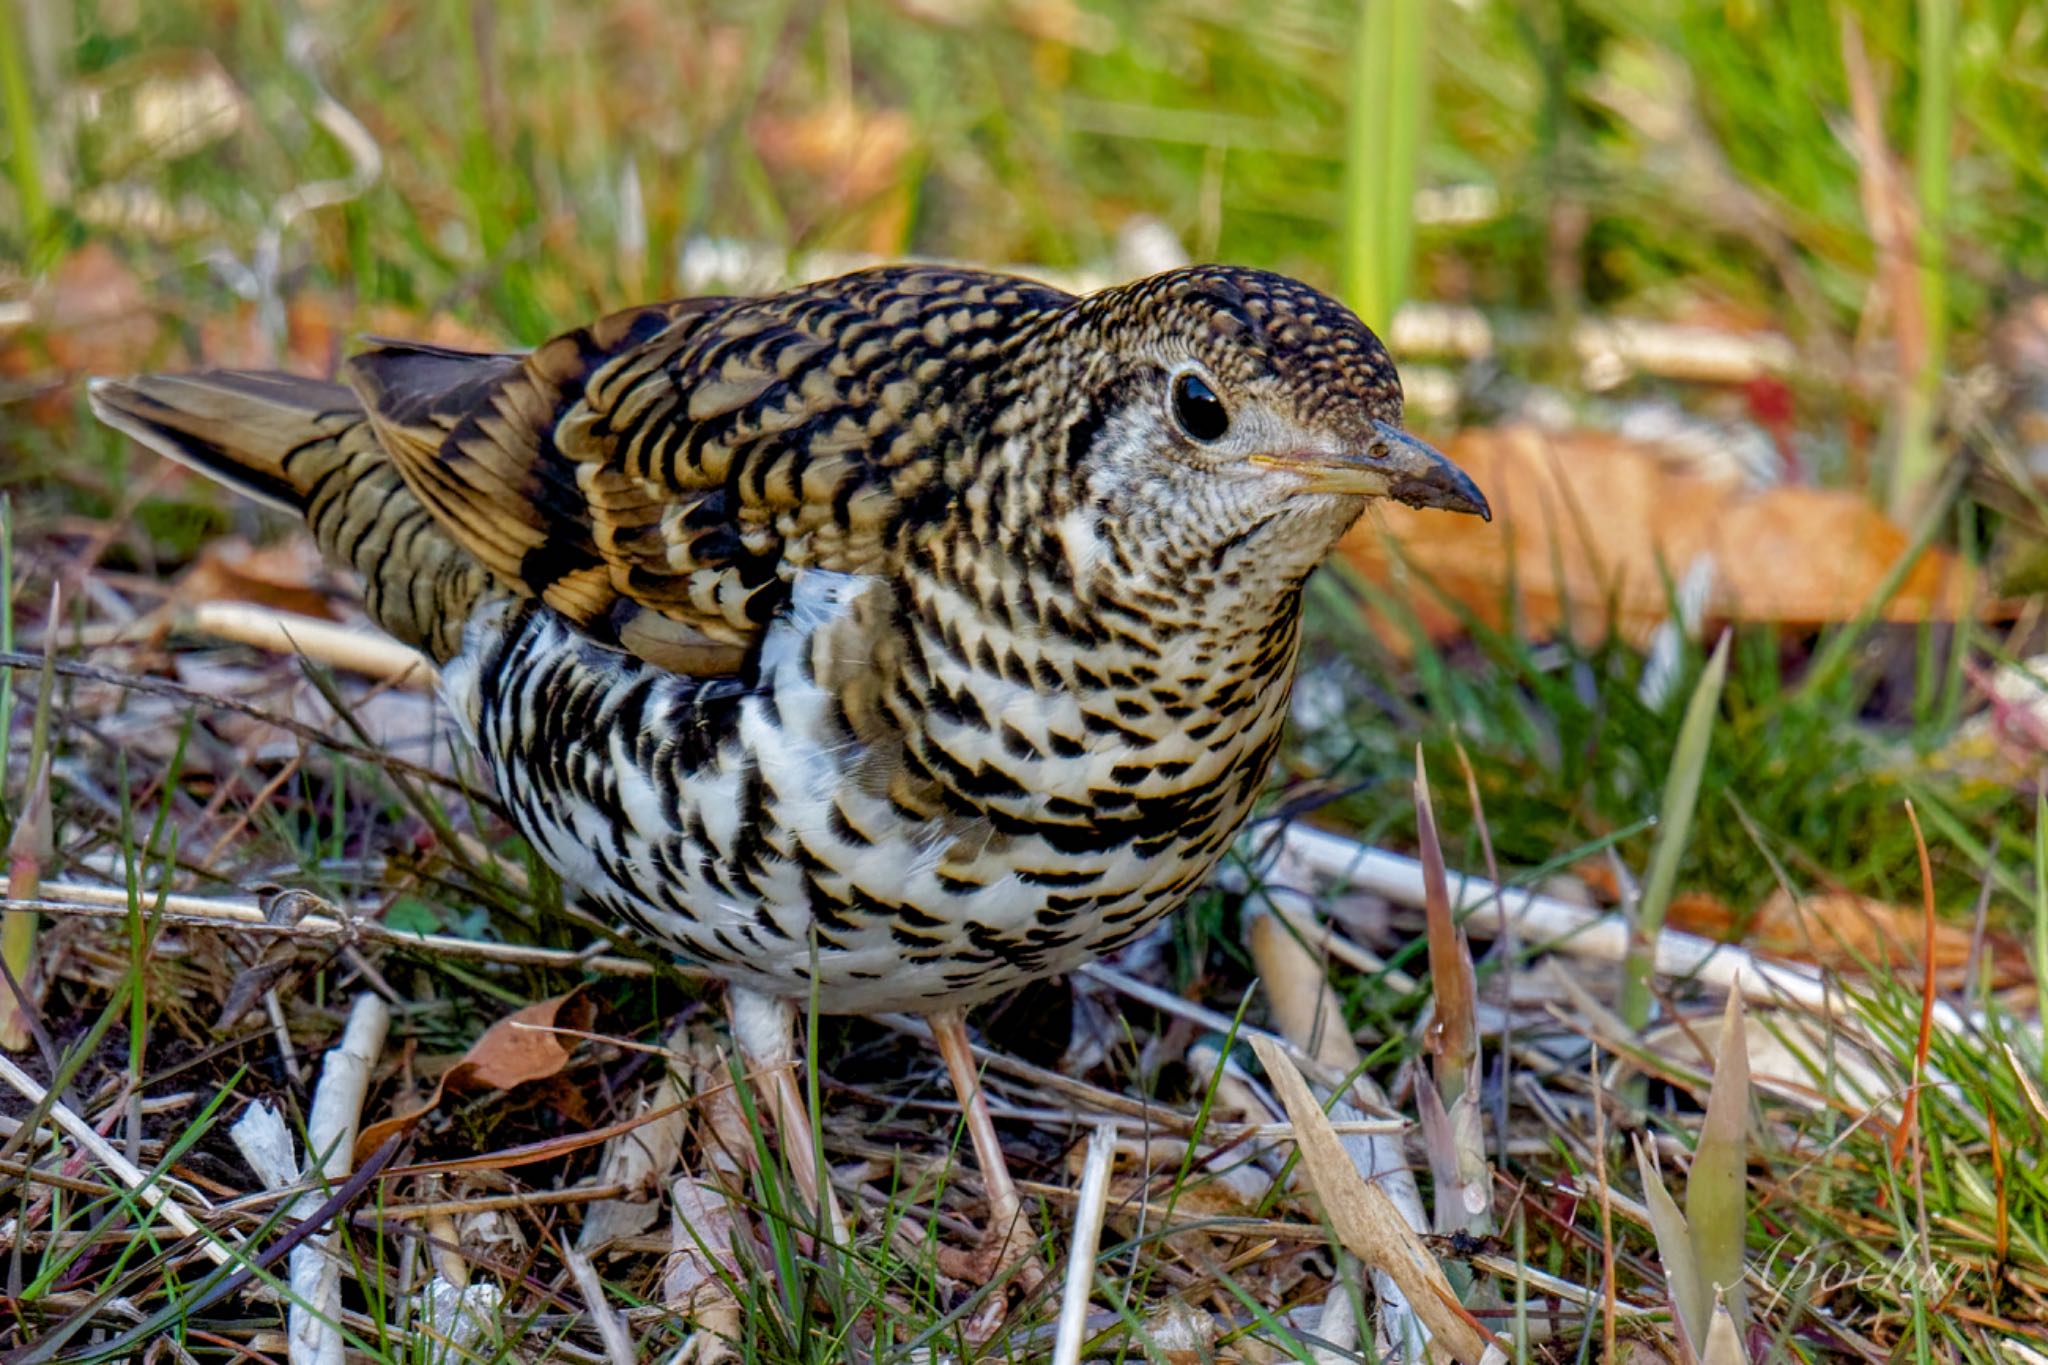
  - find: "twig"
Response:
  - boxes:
[234,997,392,1365]
[1075,962,1366,1099]
[1273,824,1975,1033]
[0,1051,230,1266]
[375,1182,629,1222]
[566,1249,635,1365]
[295,995,388,1365]
[1465,1252,1655,1316]
[1591,1047,1616,1364]
[188,602,433,689]
[1052,1123,1117,1365]
[20,1138,406,1365]
[0,650,492,809]
[1010,1179,1331,1243]
[14,884,670,978]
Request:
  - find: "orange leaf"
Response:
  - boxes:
[175,537,337,620]
[381,1102,691,1179]
[1342,426,1988,650]
[1575,859,2029,991]
[350,988,594,1164]
[353,1079,446,1164]
[444,988,595,1093]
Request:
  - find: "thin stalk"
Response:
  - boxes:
[1889,0,1955,521]
[2034,793,2047,1045]
[0,497,11,783]
[1619,631,1731,1036]
[0,6,47,248]
[0,594,51,1052]
[1341,0,1429,330]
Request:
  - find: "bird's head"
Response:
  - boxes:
[1021,265,1487,600]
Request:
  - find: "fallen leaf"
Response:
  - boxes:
[353,989,594,1160]
[1343,426,1985,649]
[0,244,163,406]
[446,988,595,1093]
[378,1103,691,1177]
[1573,866,2026,990]
[176,537,337,621]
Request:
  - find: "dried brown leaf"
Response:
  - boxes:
[353,990,595,1160]
[174,538,336,620]
[1248,1034,1493,1365]
[375,1103,691,1177]
[1343,428,1986,650]
[1415,749,1478,1102]
[447,989,595,1093]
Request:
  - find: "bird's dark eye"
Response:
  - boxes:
[1171,372,1230,442]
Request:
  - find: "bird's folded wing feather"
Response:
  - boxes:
[343,291,929,677]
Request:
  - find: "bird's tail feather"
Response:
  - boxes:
[89,370,490,663]
[87,370,348,515]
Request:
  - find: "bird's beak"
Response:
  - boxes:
[1252,421,1491,520]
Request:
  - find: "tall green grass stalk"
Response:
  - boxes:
[1889,0,1954,523]
[0,6,47,251]
[1620,631,1731,1036]
[1341,0,1428,330]
[2034,792,2047,1041]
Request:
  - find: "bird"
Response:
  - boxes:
[90,262,1488,1278]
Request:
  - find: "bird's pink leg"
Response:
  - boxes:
[927,1007,1044,1288]
[726,986,847,1244]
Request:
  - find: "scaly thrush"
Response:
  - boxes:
[92,263,1488,1275]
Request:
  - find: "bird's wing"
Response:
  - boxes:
[344,270,1038,677]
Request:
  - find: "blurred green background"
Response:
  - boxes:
[6,0,2041,412]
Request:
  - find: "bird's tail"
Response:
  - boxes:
[89,370,489,663]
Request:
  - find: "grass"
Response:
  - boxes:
[1340,0,1429,331]
[4,0,2048,1361]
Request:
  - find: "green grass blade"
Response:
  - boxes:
[0,7,47,251]
[1342,0,1429,330]
[1635,1135,1705,1352]
[1686,990,1750,1336]
[1620,630,1731,1034]
[1889,0,1955,521]
[2035,792,2047,1046]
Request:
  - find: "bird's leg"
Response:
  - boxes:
[927,1008,1044,1289]
[726,986,847,1245]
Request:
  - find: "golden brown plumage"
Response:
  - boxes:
[92,262,1487,1272]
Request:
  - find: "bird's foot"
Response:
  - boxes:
[937,1208,1046,1294]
